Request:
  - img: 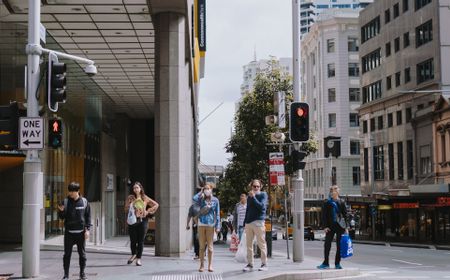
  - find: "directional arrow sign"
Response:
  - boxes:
[19,117,44,150]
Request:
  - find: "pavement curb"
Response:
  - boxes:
[261,268,360,280]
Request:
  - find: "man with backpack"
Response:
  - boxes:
[58,182,91,280]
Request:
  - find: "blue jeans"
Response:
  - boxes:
[238,225,245,241]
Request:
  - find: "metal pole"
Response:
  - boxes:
[23,0,43,277]
[284,186,290,259]
[291,0,304,263]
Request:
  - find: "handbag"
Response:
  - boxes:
[340,234,353,258]
[127,203,137,225]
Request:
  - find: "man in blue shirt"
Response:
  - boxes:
[243,179,268,272]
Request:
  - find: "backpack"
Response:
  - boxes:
[64,196,88,211]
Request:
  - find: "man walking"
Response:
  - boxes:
[58,182,91,280]
[243,179,268,272]
[232,193,247,241]
[317,185,348,270]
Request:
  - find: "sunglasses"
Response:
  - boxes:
[252,185,261,188]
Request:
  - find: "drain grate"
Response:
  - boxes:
[152,274,223,280]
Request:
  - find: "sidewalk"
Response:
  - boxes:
[0,236,361,280]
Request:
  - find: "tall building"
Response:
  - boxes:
[240,57,292,96]
[359,0,450,243]
[301,10,361,204]
[300,0,373,37]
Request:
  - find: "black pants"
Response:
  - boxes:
[193,225,199,257]
[63,231,86,276]
[128,220,148,258]
[323,223,344,266]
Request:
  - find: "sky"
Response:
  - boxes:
[198,0,293,167]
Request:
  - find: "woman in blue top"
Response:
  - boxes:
[193,182,220,272]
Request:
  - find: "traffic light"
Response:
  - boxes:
[0,103,19,150]
[292,150,307,171]
[47,53,67,112]
[289,102,309,142]
[48,119,63,149]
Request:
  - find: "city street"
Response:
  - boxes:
[272,237,450,279]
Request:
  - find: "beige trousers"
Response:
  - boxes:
[198,226,215,266]
[245,222,267,266]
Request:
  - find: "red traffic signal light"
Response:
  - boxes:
[48,119,62,149]
[289,102,309,142]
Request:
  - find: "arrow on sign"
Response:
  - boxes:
[23,139,41,146]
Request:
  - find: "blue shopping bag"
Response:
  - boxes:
[340,234,353,259]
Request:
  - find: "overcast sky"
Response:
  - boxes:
[198,0,293,167]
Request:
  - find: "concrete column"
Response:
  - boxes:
[154,12,191,257]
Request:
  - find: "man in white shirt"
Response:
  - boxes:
[232,193,247,240]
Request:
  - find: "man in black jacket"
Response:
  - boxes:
[58,182,91,280]
[317,185,348,270]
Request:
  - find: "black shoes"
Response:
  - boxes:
[80,272,87,280]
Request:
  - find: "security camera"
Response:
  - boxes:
[84,64,97,76]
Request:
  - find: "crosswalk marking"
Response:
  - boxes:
[379,277,430,279]
[391,259,422,266]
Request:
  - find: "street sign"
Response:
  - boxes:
[269,152,285,186]
[19,117,44,150]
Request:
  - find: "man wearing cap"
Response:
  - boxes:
[58,182,91,280]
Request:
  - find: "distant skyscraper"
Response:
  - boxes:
[300,0,373,37]
[240,57,292,96]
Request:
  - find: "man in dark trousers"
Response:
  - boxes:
[318,185,348,270]
[58,182,91,280]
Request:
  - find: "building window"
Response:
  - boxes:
[394,37,400,52]
[350,113,360,127]
[394,3,400,18]
[329,113,336,128]
[353,166,361,185]
[398,142,404,180]
[328,63,336,77]
[350,140,360,155]
[388,113,393,127]
[407,140,413,179]
[386,42,391,57]
[417,58,434,84]
[370,118,376,132]
[395,71,401,87]
[374,145,384,180]
[327,39,335,53]
[348,37,359,52]
[378,116,383,130]
[349,88,360,102]
[362,48,381,73]
[405,67,411,83]
[362,80,382,104]
[404,32,410,48]
[387,75,392,90]
[388,143,395,180]
[415,0,432,11]
[364,148,369,181]
[403,0,409,12]
[385,9,391,23]
[349,63,360,77]
[441,133,446,162]
[328,88,336,102]
[406,107,412,122]
[420,156,431,174]
[361,16,381,43]
[416,20,433,47]
[397,110,403,125]
[363,120,368,133]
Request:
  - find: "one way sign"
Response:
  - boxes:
[19,117,44,150]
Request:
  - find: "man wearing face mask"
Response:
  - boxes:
[242,179,268,272]
[193,183,220,272]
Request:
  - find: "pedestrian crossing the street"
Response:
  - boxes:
[152,274,223,280]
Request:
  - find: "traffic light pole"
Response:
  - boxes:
[23,0,43,277]
[291,0,304,263]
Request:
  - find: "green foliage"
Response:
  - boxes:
[217,60,293,212]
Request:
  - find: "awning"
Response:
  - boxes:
[0,152,25,171]
[409,184,450,194]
